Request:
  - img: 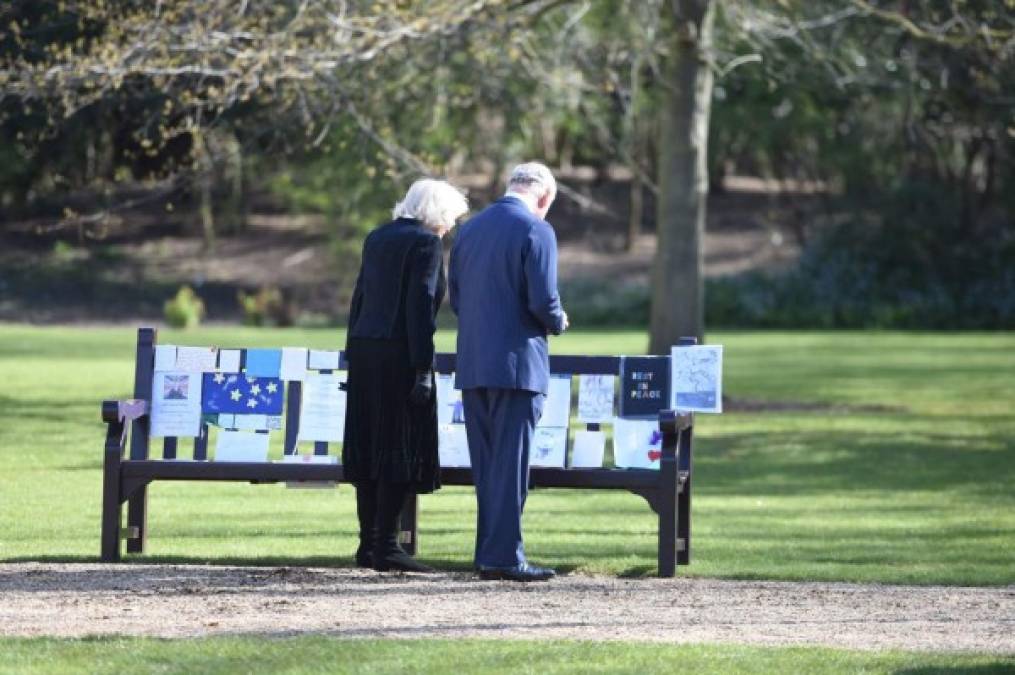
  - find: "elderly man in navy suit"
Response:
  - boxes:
[449,162,568,582]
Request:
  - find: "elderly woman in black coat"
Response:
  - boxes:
[343,178,468,572]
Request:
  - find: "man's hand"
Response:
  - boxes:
[409,370,434,406]
[561,310,570,332]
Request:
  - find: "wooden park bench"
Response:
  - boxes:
[101,328,695,576]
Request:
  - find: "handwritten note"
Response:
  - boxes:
[297,373,346,442]
[577,375,615,423]
[175,346,218,373]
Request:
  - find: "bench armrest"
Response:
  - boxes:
[102,399,148,424]
[101,399,149,456]
[658,409,692,461]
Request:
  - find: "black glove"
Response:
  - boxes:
[408,370,433,406]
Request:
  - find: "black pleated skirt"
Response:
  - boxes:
[342,337,440,494]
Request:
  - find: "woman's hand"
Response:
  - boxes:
[409,370,434,405]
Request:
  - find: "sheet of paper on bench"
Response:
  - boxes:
[671,344,723,413]
[577,375,615,423]
[215,430,269,462]
[218,349,242,373]
[150,371,203,438]
[537,374,572,428]
[308,350,340,371]
[176,346,218,372]
[233,414,267,431]
[154,345,177,372]
[531,427,567,468]
[280,453,338,464]
[571,430,606,468]
[280,347,309,381]
[297,373,346,442]
[613,417,661,470]
[438,424,470,467]
[245,349,282,378]
[436,374,464,424]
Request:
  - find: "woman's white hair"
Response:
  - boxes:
[392,178,469,234]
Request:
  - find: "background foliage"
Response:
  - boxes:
[0,1,1012,328]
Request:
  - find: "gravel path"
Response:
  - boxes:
[1,563,1012,653]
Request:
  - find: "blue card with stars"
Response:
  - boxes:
[201,373,284,415]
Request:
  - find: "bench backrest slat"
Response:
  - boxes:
[194,423,209,460]
[284,380,302,455]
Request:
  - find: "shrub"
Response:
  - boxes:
[237,286,296,327]
[163,286,206,329]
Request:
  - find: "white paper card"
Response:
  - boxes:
[308,350,340,371]
[280,347,309,381]
[215,430,269,462]
[531,427,567,468]
[438,424,471,467]
[175,346,218,373]
[154,345,177,372]
[577,375,615,423]
[537,374,572,428]
[670,345,724,413]
[150,371,203,438]
[436,374,465,424]
[280,454,338,465]
[571,430,606,468]
[297,372,346,442]
[234,414,268,431]
[218,349,242,373]
[613,417,662,469]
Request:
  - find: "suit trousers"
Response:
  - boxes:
[462,387,545,568]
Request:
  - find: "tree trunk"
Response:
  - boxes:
[193,130,216,252]
[649,0,715,353]
[627,171,643,252]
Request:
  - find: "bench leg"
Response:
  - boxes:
[125,489,148,554]
[658,449,680,578]
[677,480,691,566]
[101,446,122,562]
[398,492,419,556]
[677,424,693,566]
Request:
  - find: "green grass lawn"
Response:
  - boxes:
[1,325,1013,585]
[2,637,1013,674]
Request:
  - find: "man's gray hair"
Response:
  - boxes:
[507,162,556,198]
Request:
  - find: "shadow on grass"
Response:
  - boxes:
[695,425,1015,497]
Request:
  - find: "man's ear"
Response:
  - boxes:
[537,191,553,211]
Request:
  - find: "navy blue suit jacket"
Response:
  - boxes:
[449,197,566,395]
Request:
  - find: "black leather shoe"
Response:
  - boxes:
[373,549,435,573]
[478,563,556,582]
